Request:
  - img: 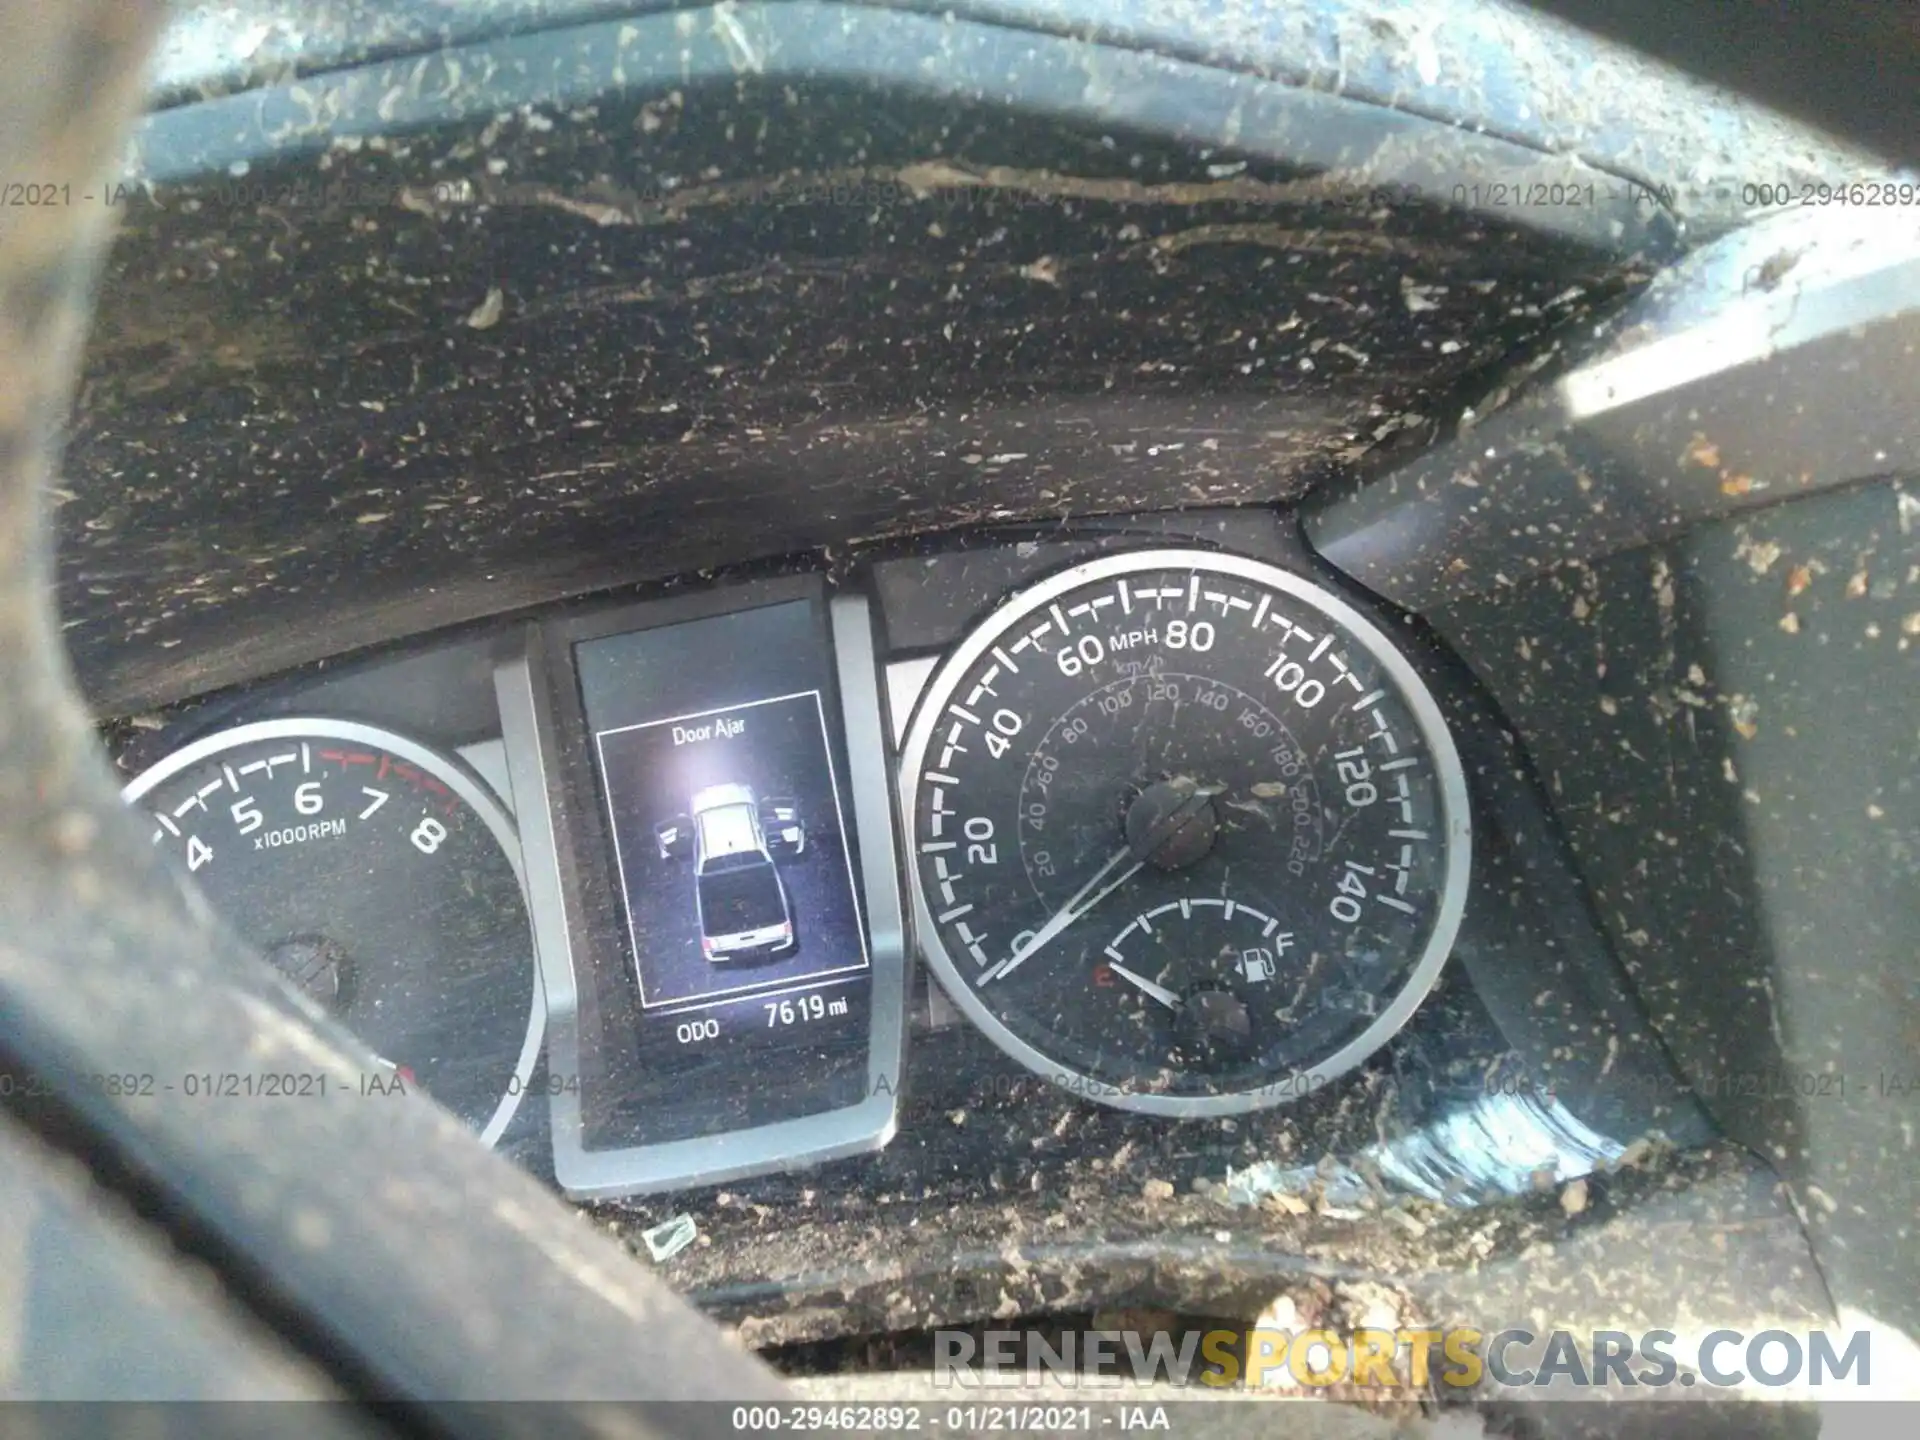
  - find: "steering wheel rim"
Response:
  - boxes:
[0,1,789,1414]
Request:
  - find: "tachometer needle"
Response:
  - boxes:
[1107,960,1183,1012]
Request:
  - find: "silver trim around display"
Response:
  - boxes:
[886,654,941,747]
[456,739,513,816]
[497,592,905,1201]
[121,716,547,1148]
[896,548,1473,1119]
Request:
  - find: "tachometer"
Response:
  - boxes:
[900,550,1470,1116]
[123,719,543,1145]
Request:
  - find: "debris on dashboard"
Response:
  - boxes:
[1221,1091,1626,1209]
[640,1213,700,1264]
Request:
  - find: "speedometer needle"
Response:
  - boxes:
[1107,960,1183,1011]
[978,846,1142,985]
[979,780,1223,986]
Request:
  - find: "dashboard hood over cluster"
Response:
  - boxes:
[68,0,1890,715]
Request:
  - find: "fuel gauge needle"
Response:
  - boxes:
[1107,959,1183,1012]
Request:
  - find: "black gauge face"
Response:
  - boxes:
[124,720,543,1145]
[900,550,1470,1116]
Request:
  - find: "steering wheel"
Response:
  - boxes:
[0,1,789,1413]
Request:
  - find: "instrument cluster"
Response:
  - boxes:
[110,513,1686,1202]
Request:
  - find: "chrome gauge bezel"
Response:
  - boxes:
[897,549,1473,1118]
[122,716,547,1148]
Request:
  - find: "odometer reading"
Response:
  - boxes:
[900,550,1470,1116]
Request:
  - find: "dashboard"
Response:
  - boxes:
[108,508,1705,1233]
[12,0,1904,1407]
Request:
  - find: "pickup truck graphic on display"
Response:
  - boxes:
[654,784,804,961]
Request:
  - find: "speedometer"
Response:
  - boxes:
[124,719,544,1146]
[900,549,1470,1116]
